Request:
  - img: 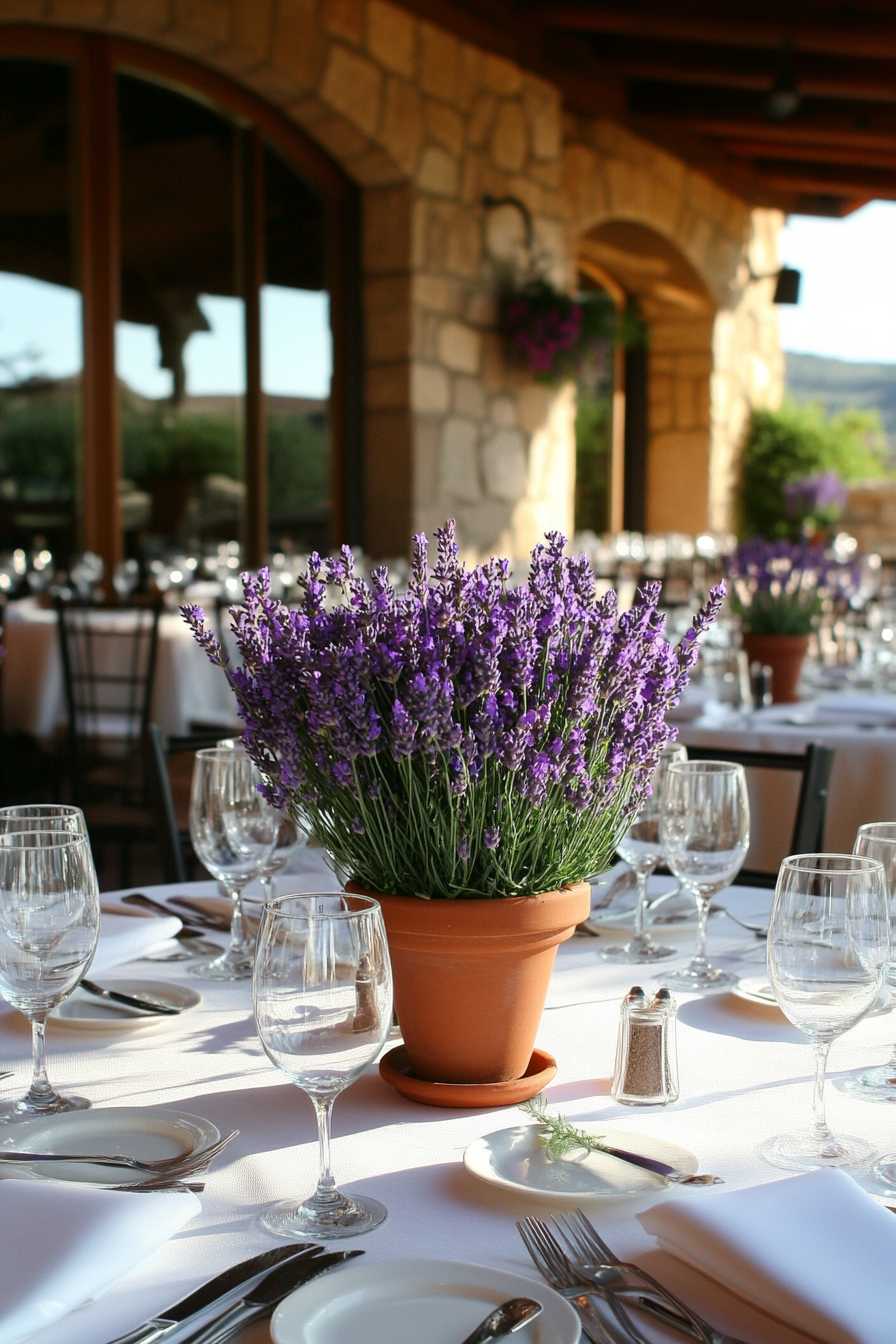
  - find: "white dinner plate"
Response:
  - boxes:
[49,979,202,1031]
[732,976,779,1007]
[464,1124,698,1202]
[0,1106,219,1186]
[271,1257,580,1344]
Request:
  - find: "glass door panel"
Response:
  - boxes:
[262,146,331,559]
[0,59,81,575]
[116,72,244,568]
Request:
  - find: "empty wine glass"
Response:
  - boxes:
[189,748,278,981]
[0,805,86,836]
[761,853,889,1171]
[659,760,750,991]
[836,822,896,1104]
[254,894,392,1239]
[601,743,687,964]
[0,831,100,1120]
[215,738,309,907]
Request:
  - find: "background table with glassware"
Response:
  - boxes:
[0,598,241,740]
[6,850,896,1344]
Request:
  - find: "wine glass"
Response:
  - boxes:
[215,738,310,907]
[189,748,278,981]
[0,805,86,835]
[659,760,750,991]
[253,894,392,1239]
[761,853,890,1171]
[601,743,687,964]
[836,822,896,1104]
[0,831,100,1119]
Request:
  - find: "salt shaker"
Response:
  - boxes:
[611,985,679,1105]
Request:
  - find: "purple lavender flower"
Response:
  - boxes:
[727,536,860,635]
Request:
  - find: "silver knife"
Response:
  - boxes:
[460,1298,543,1344]
[178,1249,363,1344]
[104,1244,324,1344]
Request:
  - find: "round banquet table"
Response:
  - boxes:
[3,849,896,1344]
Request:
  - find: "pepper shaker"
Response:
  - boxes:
[611,985,679,1105]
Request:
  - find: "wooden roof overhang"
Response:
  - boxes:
[403,0,896,216]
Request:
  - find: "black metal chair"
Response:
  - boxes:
[56,595,163,884]
[683,742,835,887]
[144,724,225,883]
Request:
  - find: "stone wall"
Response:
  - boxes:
[6,0,784,556]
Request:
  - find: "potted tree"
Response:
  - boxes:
[728,537,859,703]
[184,524,723,1103]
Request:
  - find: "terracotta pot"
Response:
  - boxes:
[742,632,810,704]
[346,881,591,1085]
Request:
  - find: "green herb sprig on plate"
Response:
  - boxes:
[519,1094,607,1159]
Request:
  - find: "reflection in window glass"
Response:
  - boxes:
[0,60,80,568]
[263,146,331,557]
[116,73,244,559]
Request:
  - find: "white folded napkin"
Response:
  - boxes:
[811,693,896,726]
[638,1168,896,1344]
[0,1178,200,1343]
[90,911,183,975]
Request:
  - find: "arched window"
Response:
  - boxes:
[0,29,361,583]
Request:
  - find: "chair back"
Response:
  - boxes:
[683,742,835,887]
[56,596,162,803]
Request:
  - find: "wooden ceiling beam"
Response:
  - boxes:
[539,5,896,61]
[716,139,896,170]
[754,159,896,197]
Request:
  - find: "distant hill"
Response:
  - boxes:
[785,351,896,452]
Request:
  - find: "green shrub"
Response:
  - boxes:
[739,401,887,540]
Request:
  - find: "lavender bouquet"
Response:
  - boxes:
[184,524,723,901]
[727,536,859,636]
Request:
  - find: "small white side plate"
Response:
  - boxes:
[464,1124,698,1202]
[49,979,201,1031]
[732,977,779,1007]
[0,1107,219,1185]
[271,1257,579,1344]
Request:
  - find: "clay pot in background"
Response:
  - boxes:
[742,632,810,704]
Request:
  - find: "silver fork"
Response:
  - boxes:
[0,1129,238,1175]
[517,1217,646,1344]
[557,1210,752,1344]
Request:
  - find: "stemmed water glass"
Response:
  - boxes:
[659,760,750,991]
[253,894,392,1239]
[0,805,86,836]
[761,853,890,1171]
[601,743,686,964]
[189,748,278,981]
[836,822,896,1104]
[0,831,100,1120]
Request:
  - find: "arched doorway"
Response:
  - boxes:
[578,219,715,536]
[0,29,361,582]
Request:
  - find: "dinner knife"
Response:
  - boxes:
[178,1249,363,1344]
[80,979,182,1016]
[104,1244,324,1344]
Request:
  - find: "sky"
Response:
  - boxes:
[3,198,896,385]
[0,275,332,398]
[778,200,896,364]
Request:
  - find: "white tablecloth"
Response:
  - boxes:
[678,703,896,873]
[0,599,240,740]
[2,848,894,1344]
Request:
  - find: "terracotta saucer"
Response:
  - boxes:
[379,1045,557,1108]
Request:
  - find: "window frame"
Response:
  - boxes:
[0,25,363,576]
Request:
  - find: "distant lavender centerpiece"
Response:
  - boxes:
[183,524,723,900]
[728,536,860,636]
[783,471,849,537]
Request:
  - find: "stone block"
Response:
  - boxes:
[413,273,457,314]
[312,115,371,162]
[647,430,710,534]
[453,376,486,419]
[483,429,527,501]
[367,0,417,77]
[380,76,423,176]
[468,93,497,148]
[490,396,516,428]
[209,0,271,70]
[563,143,605,229]
[419,20,459,102]
[674,378,696,429]
[270,0,326,89]
[365,276,412,361]
[363,184,412,274]
[458,43,484,111]
[414,414,441,508]
[440,417,481,502]
[650,397,673,432]
[438,320,481,374]
[522,78,561,161]
[417,146,459,197]
[687,170,729,226]
[321,43,383,138]
[528,158,562,190]
[425,99,464,157]
[349,146,407,186]
[414,310,441,362]
[460,152,484,206]
[484,200,528,265]
[455,499,515,557]
[464,289,497,326]
[481,330,507,393]
[322,0,364,45]
[517,384,552,435]
[676,353,714,379]
[411,363,451,413]
[109,0,169,33]
[483,51,522,94]
[490,99,528,173]
[605,156,652,220]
